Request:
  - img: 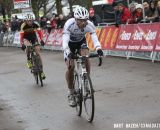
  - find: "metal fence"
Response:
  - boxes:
[1,30,160,63]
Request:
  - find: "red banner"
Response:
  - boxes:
[115,24,159,51]
[42,29,63,46]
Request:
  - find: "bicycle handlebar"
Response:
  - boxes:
[72,53,103,66]
[89,54,103,66]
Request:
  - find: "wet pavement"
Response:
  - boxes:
[0,47,160,130]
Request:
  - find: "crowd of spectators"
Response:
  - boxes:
[112,0,160,26]
[0,13,69,34]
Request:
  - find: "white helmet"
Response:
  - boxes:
[74,6,89,19]
[136,4,143,9]
[25,14,33,20]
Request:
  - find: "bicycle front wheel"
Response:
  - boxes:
[83,74,94,122]
[34,73,38,85]
[74,73,82,116]
[39,72,43,87]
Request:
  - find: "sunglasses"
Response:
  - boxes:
[77,19,87,23]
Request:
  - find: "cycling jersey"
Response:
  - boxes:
[20,21,42,45]
[62,18,101,54]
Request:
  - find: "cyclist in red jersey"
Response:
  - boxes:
[20,14,46,79]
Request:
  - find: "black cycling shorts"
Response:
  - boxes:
[68,38,86,54]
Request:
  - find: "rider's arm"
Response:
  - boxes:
[62,33,70,53]
[62,19,72,54]
[87,21,101,50]
[37,28,43,40]
[33,22,43,41]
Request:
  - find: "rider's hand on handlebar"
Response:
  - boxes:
[97,49,103,56]
[40,40,45,46]
[21,44,26,51]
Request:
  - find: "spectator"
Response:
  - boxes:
[11,17,19,32]
[89,7,102,26]
[117,3,131,24]
[143,0,155,22]
[56,14,66,28]
[156,0,160,21]
[108,1,121,26]
[147,0,159,22]
[46,20,52,34]
[129,4,143,24]
[40,17,47,29]
[129,1,138,15]
[50,16,57,29]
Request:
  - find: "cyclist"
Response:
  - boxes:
[20,14,46,79]
[62,6,103,107]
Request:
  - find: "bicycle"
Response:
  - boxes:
[72,47,102,122]
[24,40,44,87]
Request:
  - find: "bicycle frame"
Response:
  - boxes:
[74,56,88,95]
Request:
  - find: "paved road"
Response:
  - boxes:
[0,47,160,130]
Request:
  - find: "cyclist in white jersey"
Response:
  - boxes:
[63,6,103,107]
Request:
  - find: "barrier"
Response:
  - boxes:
[86,23,160,62]
[0,33,4,46]
[2,23,160,62]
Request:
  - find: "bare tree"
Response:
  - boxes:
[55,0,62,15]
[67,0,92,13]
[31,0,51,19]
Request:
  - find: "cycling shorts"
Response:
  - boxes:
[64,38,87,60]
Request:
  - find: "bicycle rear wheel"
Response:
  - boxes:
[38,72,43,87]
[74,73,82,116]
[83,74,94,122]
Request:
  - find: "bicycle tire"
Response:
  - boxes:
[74,73,82,116]
[39,72,43,87]
[32,53,43,87]
[83,74,95,122]
[32,54,39,85]
[34,73,38,85]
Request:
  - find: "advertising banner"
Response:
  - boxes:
[154,24,160,51]
[43,29,63,46]
[14,0,30,9]
[115,24,158,51]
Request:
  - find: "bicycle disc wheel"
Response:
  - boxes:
[83,74,94,122]
[74,74,82,116]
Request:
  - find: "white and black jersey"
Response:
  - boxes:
[62,18,101,55]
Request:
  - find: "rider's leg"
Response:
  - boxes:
[26,47,30,60]
[65,59,76,107]
[26,47,32,69]
[65,59,75,92]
